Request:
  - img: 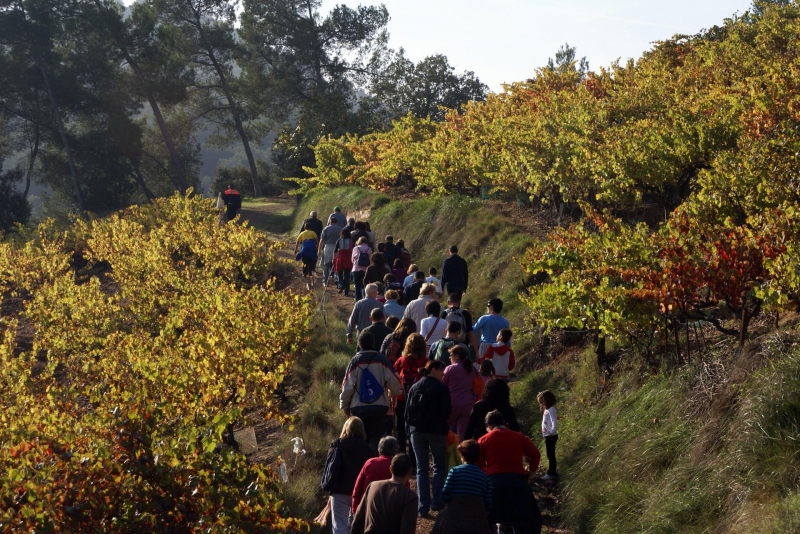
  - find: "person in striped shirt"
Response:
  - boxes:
[432,440,493,534]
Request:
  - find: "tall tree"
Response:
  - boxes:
[239,0,390,181]
[369,49,488,122]
[0,0,87,213]
[156,0,265,197]
[87,0,192,193]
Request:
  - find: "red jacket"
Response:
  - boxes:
[394,356,428,401]
[477,427,540,476]
[351,455,410,515]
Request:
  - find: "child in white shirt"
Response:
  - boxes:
[538,390,558,480]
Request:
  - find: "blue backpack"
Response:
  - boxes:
[358,367,383,404]
[300,238,317,261]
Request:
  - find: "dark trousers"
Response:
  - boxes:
[488,473,542,534]
[359,414,384,454]
[301,257,315,276]
[353,270,366,300]
[545,435,558,476]
[337,268,351,295]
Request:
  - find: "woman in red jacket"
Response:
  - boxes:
[394,333,429,460]
[333,228,354,297]
[477,410,543,534]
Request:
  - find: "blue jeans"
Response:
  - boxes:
[410,432,447,514]
[353,270,366,300]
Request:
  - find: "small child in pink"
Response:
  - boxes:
[480,328,515,380]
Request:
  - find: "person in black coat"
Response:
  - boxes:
[440,245,469,297]
[403,271,426,304]
[322,416,376,533]
[406,360,452,516]
[221,184,242,222]
[463,378,520,441]
[299,211,324,238]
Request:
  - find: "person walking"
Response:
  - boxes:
[403,271,427,303]
[477,410,543,534]
[321,417,375,534]
[361,308,394,350]
[329,206,347,228]
[480,329,516,381]
[334,228,355,297]
[351,436,402,516]
[364,252,391,285]
[403,283,437,330]
[403,264,419,288]
[419,300,447,350]
[319,215,343,287]
[341,332,402,452]
[440,245,469,297]
[383,289,406,320]
[294,222,319,288]
[351,453,418,534]
[473,298,511,358]
[379,318,416,360]
[538,390,558,481]
[346,284,384,345]
[429,322,469,365]
[443,293,480,360]
[405,360,451,518]
[221,184,242,223]
[443,345,479,441]
[464,379,520,441]
[393,333,429,458]
[383,235,400,265]
[299,211,324,238]
[431,440,493,534]
[351,237,372,301]
[391,260,407,289]
[397,240,412,271]
[426,267,442,297]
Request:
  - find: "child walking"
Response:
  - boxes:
[480,329,515,380]
[538,390,558,480]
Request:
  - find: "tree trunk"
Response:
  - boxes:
[123,53,188,195]
[39,64,86,215]
[23,124,39,198]
[131,160,156,201]
[206,50,262,197]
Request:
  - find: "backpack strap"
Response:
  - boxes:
[424,317,441,343]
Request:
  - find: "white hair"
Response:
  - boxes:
[365,283,379,296]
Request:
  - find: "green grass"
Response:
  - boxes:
[278,187,800,533]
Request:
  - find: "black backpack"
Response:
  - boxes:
[357,249,371,267]
[405,382,433,428]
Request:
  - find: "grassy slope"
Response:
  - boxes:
[269,187,800,533]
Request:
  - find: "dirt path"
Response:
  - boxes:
[237,198,569,533]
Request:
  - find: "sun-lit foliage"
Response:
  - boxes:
[0,194,312,532]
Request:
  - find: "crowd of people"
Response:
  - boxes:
[300,209,559,534]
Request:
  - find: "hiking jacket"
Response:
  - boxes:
[394,355,428,401]
[464,400,520,441]
[406,376,452,435]
[341,350,401,417]
[441,254,469,294]
[324,436,375,495]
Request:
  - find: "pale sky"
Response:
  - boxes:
[123,0,755,93]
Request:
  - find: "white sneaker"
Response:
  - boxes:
[540,474,555,481]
